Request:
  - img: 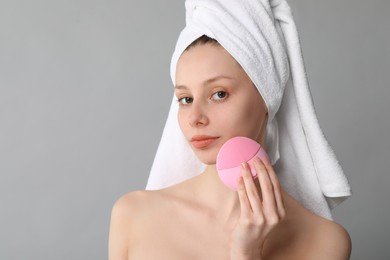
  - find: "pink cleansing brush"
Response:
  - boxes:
[216,136,268,190]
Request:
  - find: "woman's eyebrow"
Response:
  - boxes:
[175,75,235,90]
[174,85,188,90]
[204,75,235,85]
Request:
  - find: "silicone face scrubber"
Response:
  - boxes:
[216,136,268,190]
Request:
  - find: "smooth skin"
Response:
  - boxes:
[230,157,285,259]
[109,43,351,259]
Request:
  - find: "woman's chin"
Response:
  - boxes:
[201,158,217,165]
[193,151,218,165]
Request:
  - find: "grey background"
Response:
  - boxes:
[0,0,388,259]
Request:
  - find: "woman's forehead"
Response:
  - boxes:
[175,44,247,85]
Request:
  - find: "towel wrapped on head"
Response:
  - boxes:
[146,0,351,220]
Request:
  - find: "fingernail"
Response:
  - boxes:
[254,156,261,163]
[241,162,247,169]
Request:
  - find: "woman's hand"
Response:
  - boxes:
[229,156,286,260]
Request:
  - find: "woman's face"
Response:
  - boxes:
[175,43,268,165]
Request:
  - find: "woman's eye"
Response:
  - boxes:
[211,91,228,101]
[178,97,193,105]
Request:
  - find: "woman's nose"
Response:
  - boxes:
[188,102,209,127]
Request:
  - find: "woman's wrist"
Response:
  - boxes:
[230,248,262,260]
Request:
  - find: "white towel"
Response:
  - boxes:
[145,0,351,220]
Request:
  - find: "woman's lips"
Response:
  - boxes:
[190,136,219,149]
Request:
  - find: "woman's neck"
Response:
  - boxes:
[191,164,299,227]
[193,164,241,226]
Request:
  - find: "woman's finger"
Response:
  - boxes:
[236,175,253,216]
[261,156,286,218]
[253,156,279,221]
[240,162,263,215]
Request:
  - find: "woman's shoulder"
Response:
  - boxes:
[109,189,175,242]
[287,209,352,259]
[111,185,188,220]
[266,192,351,259]
[308,215,352,259]
[110,190,151,235]
[109,189,177,259]
[112,189,170,217]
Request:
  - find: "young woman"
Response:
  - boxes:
[109,1,351,259]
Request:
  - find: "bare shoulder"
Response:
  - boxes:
[110,189,168,224]
[108,190,166,260]
[112,190,151,213]
[266,192,351,259]
[110,187,185,227]
[112,181,191,218]
[311,217,352,259]
[110,191,145,225]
